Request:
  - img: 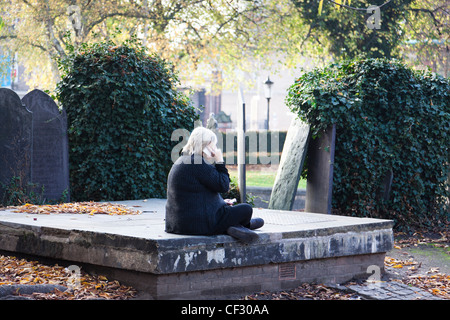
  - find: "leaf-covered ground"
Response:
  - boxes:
[383,231,450,300]
[7,202,142,215]
[0,232,448,300]
[0,255,137,300]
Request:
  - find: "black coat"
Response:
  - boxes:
[165,154,230,235]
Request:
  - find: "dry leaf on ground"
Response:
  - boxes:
[7,202,141,216]
[243,283,358,300]
[398,272,450,300]
[0,255,136,300]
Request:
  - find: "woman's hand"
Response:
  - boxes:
[204,145,224,164]
[224,198,236,206]
[212,148,224,163]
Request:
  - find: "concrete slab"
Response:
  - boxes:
[0,199,394,299]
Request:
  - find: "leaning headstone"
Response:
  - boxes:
[305,124,336,214]
[22,89,70,202]
[269,117,310,211]
[0,88,33,201]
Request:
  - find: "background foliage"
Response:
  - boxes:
[56,38,198,201]
[292,0,413,59]
[287,57,449,231]
[0,1,447,91]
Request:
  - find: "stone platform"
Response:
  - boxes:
[0,199,394,299]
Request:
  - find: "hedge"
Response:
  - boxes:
[287,58,449,231]
[56,38,198,201]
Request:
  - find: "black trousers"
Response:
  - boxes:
[214,203,253,234]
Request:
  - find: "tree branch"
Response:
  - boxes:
[326,0,394,11]
[408,8,444,35]
[0,34,48,52]
[42,0,66,58]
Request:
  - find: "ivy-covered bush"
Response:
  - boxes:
[56,38,198,201]
[287,58,449,231]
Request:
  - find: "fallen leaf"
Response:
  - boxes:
[0,254,137,300]
[8,202,141,216]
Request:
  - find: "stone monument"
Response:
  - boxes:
[269,117,310,211]
[305,124,336,214]
[0,88,69,203]
[22,89,70,202]
[0,89,33,201]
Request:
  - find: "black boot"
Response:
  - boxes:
[226,225,258,243]
[249,218,264,230]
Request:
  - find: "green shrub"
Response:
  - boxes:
[221,177,256,207]
[287,58,449,231]
[0,176,45,206]
[56,38,198,201]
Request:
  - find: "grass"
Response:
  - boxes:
[228,167,307,189]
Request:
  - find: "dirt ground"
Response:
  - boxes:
[386,231,449,278]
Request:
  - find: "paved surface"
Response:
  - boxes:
[0,198,393,242]
[247,186,306,210]
[344,281,443,300]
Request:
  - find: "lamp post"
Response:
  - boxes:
[264,76,274,130]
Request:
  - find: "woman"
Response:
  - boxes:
[165,127,264,243]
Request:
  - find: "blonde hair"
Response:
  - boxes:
[182,127,217,156]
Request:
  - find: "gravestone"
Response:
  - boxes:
[305,124,336,214]
[0,88,33,201]
[22,89,70,202]
[0,88,69,203]
[269,117,310,211]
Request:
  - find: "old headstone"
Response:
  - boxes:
[305,124,336,214]
[0,88,33,201]
[22,89,70,202]
[269,117,310,211]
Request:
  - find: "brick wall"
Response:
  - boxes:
[107,252,386,299]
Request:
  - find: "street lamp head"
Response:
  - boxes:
[264,76,274,99]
